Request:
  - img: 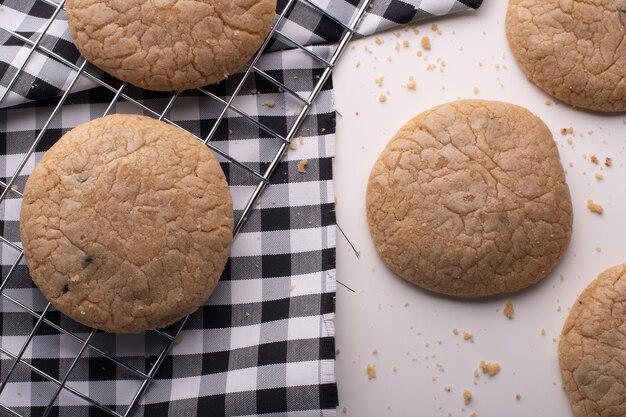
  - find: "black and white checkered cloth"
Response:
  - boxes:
[0,0,482,416]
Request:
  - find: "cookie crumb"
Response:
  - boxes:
[586,199,604,214]
[594,172,603,181]
[336,348,341,355]
[374,37,383,45]
[374,76,384,87]
[378,94,387,103]
[515,393,521,401]
[297,159,308,173]
[403,75,417,90]
[289,142,298,150]
[372,348,379,354]
[540,328,546,336]
[463,389,472,405]
[470,412,477,417]
[264,99,276,108]
[473,87,480,94]
[590,154,599,164]
[366,364,377,380]
[452,327,459,335]
[443,385,451,392]
[503,300,514,319]
[595,246,602,253]
[605,157,612,167]
[289,284,296,292]
[479,360,501,376]
[421,36,432,50]
[462,331,474,342]
[431,23,439,31]
[341,406,348,414]
[403,40,410,48]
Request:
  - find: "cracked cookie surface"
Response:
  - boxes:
[66,0,276,91]
[559,264,626,417]
[366,100,572,298]
[20,114,233,333]
[506,0,626,112]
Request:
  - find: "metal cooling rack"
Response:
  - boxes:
[0,0,371,415]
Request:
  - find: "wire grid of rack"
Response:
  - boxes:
[0,0,371,415]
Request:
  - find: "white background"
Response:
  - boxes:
[332,1,626,416]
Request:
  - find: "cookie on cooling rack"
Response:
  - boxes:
[366,100,572,298]
[20,114,233,333]
[66,0,276,91]
[506,0,626,112]
[559,264,626,417]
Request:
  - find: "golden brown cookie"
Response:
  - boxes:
[20,114,233,333]
[66,0,276,91]
[506,0,626,112]
[366,100,572,298]
[559,264,626,417]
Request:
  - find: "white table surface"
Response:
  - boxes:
[332,1,626,416]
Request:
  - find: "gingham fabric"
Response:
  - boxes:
[0,0,482,416]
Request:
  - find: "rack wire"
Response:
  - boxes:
[0,0,372,415]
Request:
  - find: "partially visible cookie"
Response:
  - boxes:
[20,114,233,333]
[66,0,276,91]
[506,0,626,112]
[559,264,626,417]
[366,100,572,298]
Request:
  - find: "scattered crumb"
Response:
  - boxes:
[479,361,501,376]
[470,413,477,417]
[590,154,599,164]
[503,300,514,319]
[463,389,472,405]
[540,328,546,336]
[605,157,612,167]
[594,172,603,181]
[473,87,479,95]
[515,393,521,401]
[297,159,308,173]
[374,76,384,87]
[372,348,379,354]
[263,99,276,108]
[392,366,398,372]
[403,40,410,48]
[452,327,459,335]
[595,246,602,253]
[175,335,183,344]
[374,37,383,45]
[473,369,480,378]
[69,275,81,283]
[10,184,18,191]
[366,364,377,380]
[289,284,296,292]
[378,94,387,103]
[431,23,439,31]
[421,36,432,50]
[403,75,417,90]
[586,199,604,214]
[342,406,348,414]
[463,331,474,342]
[545,100,552,106]
[289,142,298,150]
[336,348,341,355]
[444,385,451,392]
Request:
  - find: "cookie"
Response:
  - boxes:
[559,264,626,417]
[506,0,626,112]
[66,0,276,91]
[20,114,233,333]
[366,100,572,298]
